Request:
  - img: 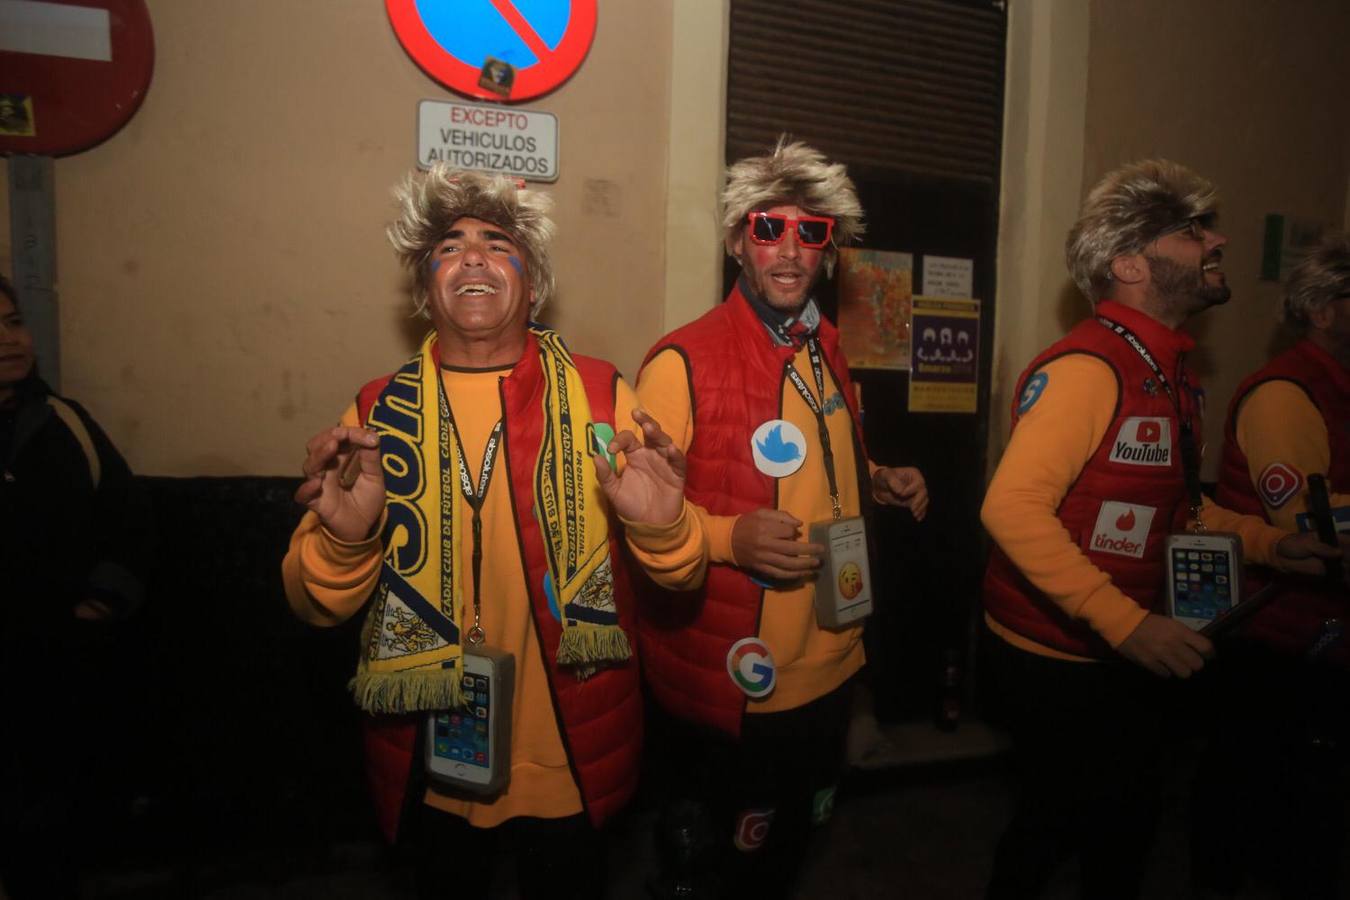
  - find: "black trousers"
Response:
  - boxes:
[982,629,1173,900]
[1190,640,1349,900]
[654,677,854,898]
[408,803,607,900]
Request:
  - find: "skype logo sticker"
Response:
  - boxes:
[750,419,807,478]
[727,637,776,699]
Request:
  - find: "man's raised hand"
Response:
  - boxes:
[295,425,384,543]
[594,408,687,526]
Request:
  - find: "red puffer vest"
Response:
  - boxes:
[637,285,869,738]
[354,336,642,842]
[1215,339,1350,663]
[983,302,1201,658]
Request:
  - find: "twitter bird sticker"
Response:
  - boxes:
[751,419,808,477]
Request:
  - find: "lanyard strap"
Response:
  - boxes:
[1096,316,1207,526]
[784,338,842,519]
[437,377,503,645]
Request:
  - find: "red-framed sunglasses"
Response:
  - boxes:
[747,212,835,249]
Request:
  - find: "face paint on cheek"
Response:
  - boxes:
[430,258,442,274]
[508,256,523,274]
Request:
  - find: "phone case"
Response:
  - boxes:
[1164,532,1243,632]
[809,516,873,629]
[425,645,515,795]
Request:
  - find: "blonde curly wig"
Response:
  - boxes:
[1066,159,1218,302]
[721,137,864,276]
[1283,230,1350,328]
[387,165,555,317]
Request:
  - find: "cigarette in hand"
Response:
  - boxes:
[338,450,363,489]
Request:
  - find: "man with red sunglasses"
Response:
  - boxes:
[636,138,928,895]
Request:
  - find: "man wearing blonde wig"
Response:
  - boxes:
[283,166,706,898]
[980,160,1346,898]
[636,139,929,894]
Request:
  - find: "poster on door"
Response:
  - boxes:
[909,296,980,413]
[836,248,913,371]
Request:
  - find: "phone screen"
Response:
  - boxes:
[1170,547,1234,622]
[431,672,491,769]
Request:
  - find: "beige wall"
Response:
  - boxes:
[989,0,1089,473]
[993,0,1350,480]
[1081,0,1350,479]
[1,0,677,475]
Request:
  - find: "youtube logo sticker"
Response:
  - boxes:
[1108,417,1172,466]
[1088,501,1156,558]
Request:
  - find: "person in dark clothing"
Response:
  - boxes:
[0,274,153,899]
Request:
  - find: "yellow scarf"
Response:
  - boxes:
[352,328,628,714]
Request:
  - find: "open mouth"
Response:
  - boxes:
[455,283,498,296]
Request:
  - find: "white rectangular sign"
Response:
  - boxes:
[417,99,558,183]
[922,255,974,299]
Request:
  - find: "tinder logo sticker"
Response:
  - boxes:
[1108,417,1172,466]
[1088,501,1156,559]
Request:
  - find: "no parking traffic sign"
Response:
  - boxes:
[386,0,596,103]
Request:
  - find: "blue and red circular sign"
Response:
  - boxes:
[386,0,596,103]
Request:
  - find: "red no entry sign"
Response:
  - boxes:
[386,0,596,103]
[0,0,154,156]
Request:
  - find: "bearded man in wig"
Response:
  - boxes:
[979,159,1347,899]
[636,139,929,896]
[283,166,707,899]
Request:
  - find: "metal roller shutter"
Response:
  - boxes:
[726,0,1007,184]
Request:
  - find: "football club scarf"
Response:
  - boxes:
[352,327,628,714]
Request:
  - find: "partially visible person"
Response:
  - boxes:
[979,160,1346,900]
[1192,231,1350,899]
[0,274,152,899]
[282,167,705,899]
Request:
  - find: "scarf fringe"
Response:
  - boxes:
[556,625,632,678]
[350,668,465,715]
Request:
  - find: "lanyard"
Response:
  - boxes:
[1096,316,1207,527]
[437,378,503,645]
[784,338,843,519]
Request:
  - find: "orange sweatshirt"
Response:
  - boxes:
[982,353,1291,661]
[638,346,866,713]
[283,367,706,827]
[1232,380,1350,530]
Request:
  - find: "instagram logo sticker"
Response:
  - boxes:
[733,808,775,852]
[727,637,776,699]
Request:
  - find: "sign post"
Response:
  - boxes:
[1,0,155,387]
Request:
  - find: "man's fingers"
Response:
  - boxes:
[294,476,323,507]
[755,541,825,566]
[301,437,338,479]
[760,548,823,570]
[1171,644,1206,677]
[1184,631,1216,659]
[591,453,617,489]
[1139,655,1171,674]
[661,442,688,478]
[757,509,804,529]
[633,409,673,448]
[608,429,641,457]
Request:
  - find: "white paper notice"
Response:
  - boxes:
[922,256,974,299]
